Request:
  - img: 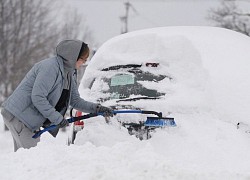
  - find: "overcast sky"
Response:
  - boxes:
[64,0,250,46]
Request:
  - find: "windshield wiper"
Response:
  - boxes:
[116,96,160,102]
[102,64,142,71]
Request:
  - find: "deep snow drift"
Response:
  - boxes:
[1,26,250,180]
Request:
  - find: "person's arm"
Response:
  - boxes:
[70,75,98,113]
[31,63,63,125]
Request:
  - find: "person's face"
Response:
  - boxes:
[75,52,89,69]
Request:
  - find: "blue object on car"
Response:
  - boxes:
[145,117,176,127]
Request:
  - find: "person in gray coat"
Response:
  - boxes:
[1,40,113,152]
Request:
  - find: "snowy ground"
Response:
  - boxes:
[1,27,250,180]
[1,113,250,180]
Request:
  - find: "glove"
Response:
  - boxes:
[96,105,113,117]
[58,118,69,128]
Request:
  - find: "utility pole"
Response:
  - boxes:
[120,1,137,34]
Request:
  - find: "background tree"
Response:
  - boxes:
[207,0,250,36]
[0,0,94,104]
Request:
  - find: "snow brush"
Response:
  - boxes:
[32,110,176,139]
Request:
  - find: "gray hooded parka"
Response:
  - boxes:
[2,40,97,132]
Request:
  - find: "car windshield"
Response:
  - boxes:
[89,64,170,102]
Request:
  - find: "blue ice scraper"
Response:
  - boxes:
[32,109,176,140]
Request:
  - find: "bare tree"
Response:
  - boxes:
[207,0,250,36]
[0,0,94,104]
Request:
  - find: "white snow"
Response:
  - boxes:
[1,26,250,179]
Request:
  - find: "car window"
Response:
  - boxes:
[89,66,167,102]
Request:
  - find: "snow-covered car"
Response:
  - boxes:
[68,26,250,146]
[67,27,210,144]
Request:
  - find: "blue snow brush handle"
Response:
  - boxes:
[32,113,99,139]
[32,125,57,139]
[32,110,162,139]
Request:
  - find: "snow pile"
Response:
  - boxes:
[1,26,250,180]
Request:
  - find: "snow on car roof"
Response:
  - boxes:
[83,26,207,90]
[88,26,250,71]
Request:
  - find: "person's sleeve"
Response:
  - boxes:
[70,76,98,113]
[31,63,63,125]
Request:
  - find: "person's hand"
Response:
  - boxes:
[96,105,113,117]
[58,118,69,128]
